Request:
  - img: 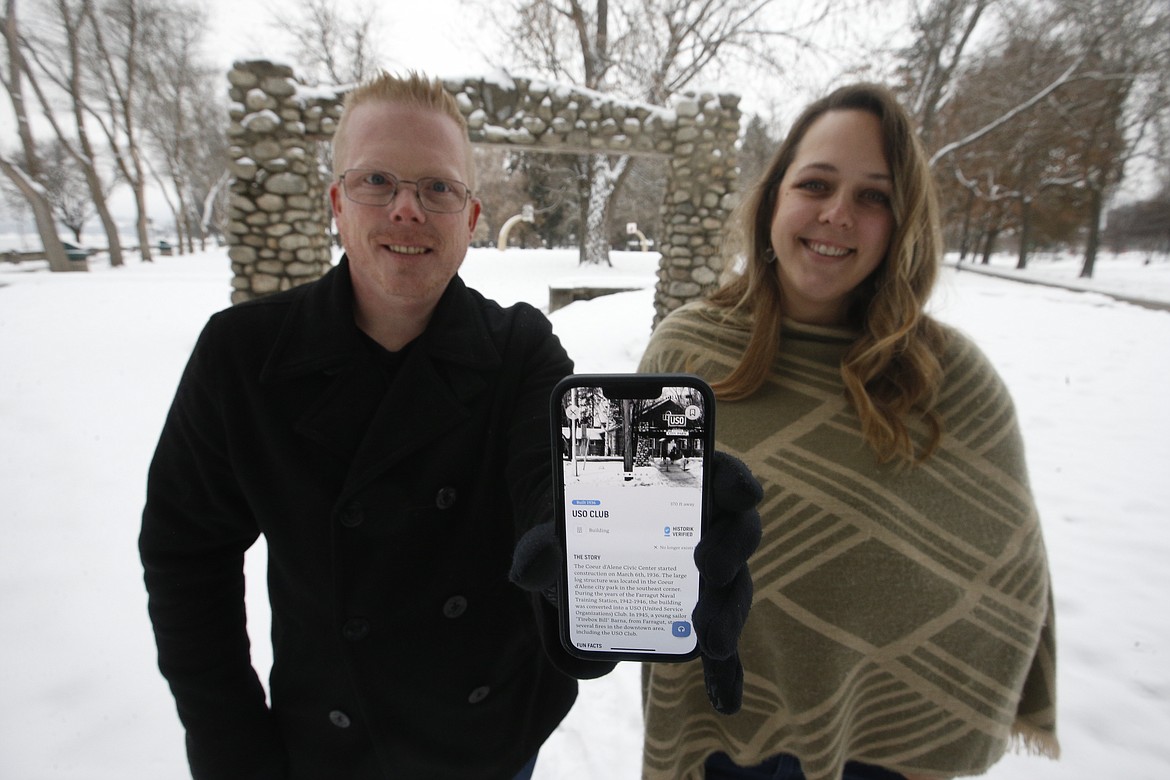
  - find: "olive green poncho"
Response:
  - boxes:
[638,302,1058,780]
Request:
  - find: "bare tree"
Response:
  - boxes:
[269,0,381,86]
[934,25,1086,268]
[39,139,102,241]
[14,0,131,266]
[889,0,1165,274]
[895,0,991,148]
[57,0,205,262]
[1,0,79,270]
[498,0,835,265]
[183,112,231,251]
[894,0,1088,169]
[1052,0,1170,278]
[4,0,231,266]
[140,3,225,253]
[81,0,176,261]
[503,0,622,265]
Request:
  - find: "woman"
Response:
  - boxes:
[638,84,1058,780]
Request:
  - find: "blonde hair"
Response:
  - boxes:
[331,70,476,190]
[711,83,946,464]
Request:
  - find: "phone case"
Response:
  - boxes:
[550,373,714,662]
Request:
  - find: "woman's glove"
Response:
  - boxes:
[692,450,763,714]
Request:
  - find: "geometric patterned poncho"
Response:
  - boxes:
[638,302,1058,780]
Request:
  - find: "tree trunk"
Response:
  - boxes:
[580,156,617,266]
[3,0,79,272]
[134,180,153,262]
[621,399,633,476]
[0,158,81,272]
[1080,186,1103,279]
[980,227,999,265]
[957,188,975,262]
[172,201,186,255]
[66,5,125,268]
[576,163,589,265]
[201,172,229,249]
[94,200,124,267]
[76,142,124,266]
[1017,196,1032,270]
[178,190,194,254]
[582,190,612,266]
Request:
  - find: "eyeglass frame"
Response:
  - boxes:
[338,168,473,214]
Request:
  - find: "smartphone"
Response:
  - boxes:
[550,373,714,662]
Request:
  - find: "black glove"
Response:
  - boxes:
[692,450,763,714]
[510,520,617,679]
[510,520,561,606]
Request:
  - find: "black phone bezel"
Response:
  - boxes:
[549,373,714,663]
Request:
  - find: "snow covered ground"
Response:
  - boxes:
[1,247,1168,778]
[565,458,703,489]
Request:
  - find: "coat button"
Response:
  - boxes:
[442,596,468,618]
[328,710,352,728]
[435,486,458,510]
[467,686,491,704]
[339,503,364,528]
[342,618,370,641]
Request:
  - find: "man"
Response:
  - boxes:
[140,71,757,780]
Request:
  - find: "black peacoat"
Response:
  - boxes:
[140,258,582,779]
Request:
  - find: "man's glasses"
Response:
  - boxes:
[339,169,471,213]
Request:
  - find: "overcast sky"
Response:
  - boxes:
[202,0,497,80]
[2,0,1157,237]
[198,0,893,116]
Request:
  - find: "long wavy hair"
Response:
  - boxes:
[710,83,947,464]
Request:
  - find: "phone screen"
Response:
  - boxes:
[550,374,712,661]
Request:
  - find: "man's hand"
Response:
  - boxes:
[509,520,561,605]
[510,520,618,680]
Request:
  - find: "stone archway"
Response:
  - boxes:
[225,60,741,325]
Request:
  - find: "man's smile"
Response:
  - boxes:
[383,243,431,255]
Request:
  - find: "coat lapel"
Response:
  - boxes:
[259,258,502,496]
[344,276,501,494]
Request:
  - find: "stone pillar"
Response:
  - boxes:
[653,92,742,327]
[225,60,342,304]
